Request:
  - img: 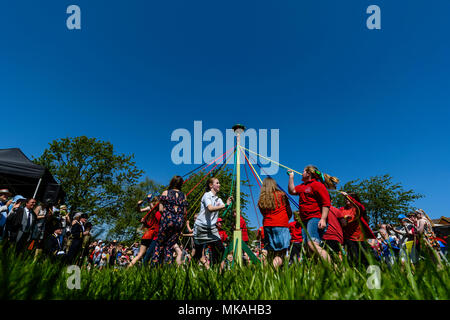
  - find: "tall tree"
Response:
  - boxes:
[33,136,143,226]
[331,174,424,228]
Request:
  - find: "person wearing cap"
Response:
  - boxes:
[66,212,89,264]
[45,223,65,261]
[5,197,37,252]
[0,189,13,240]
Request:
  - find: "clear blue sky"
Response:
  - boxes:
[1,1,449,229]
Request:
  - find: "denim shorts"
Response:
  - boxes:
[301,218,328,244]
[263,226,291,251]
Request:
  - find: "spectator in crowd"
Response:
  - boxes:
[32,201,51,257]
[378,224,400,266]
[66,212,89,264]
[59,205,71,244]
[109,240,118,267]
[391,214,416,263]
[132,242,140,257]
[45,222,65,261]
[415,209,443,266]
[78,221,93,265]
[0,189,13,240]
[5,197,37,252]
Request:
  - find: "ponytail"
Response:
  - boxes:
[305,165,339,190]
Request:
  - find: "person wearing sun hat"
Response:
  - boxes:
[0,189,13,240]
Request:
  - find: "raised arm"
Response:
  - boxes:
[287,171,297,195]
[186,219,193,233]
[207,196,233,212]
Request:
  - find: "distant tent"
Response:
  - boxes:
[0,148,64,202]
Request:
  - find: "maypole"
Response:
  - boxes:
[232,124,245,266]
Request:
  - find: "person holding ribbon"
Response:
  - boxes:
[193,177,233,267]
[288,165,339,263]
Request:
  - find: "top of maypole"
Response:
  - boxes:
[232,124,246,135]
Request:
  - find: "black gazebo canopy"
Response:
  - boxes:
[0,148,64,203]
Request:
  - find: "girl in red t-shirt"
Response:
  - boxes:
[339,191,375,265]
[288,165,339,263]
[258,177,293,268]
[129,196,160,267]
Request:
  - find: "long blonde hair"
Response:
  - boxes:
[258,177,287,210]
[304,165,339,190]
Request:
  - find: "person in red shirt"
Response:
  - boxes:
[339,191,376,265]
[258,177,292,268]
[216,218,228,245]
[322,206,347,260]
[233,210,249,244]
[129,196,161,267]
[288,165,339,263]
[232,209,251,265]
[288,217,303,264]
[256,226,267,263]
[256,226,265,248]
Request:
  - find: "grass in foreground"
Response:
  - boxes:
[1,246,449,300]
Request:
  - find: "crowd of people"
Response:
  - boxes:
[114,166,447,270]
[1,164,448,270]
[0,189,94,264]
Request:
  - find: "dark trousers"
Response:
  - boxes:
[66,239,82,264]
[289,242,302,263]
[16,232,31,253]
[193,240,224,266]
[345,240,372,266]
[143,240,158,266]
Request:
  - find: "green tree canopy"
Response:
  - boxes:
[331,174,424,228]
[33,136,143,226]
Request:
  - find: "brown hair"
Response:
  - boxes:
[304,165,339,190]
[205,177,219,192]
[168,175,184,190]
[258,177,287,210]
